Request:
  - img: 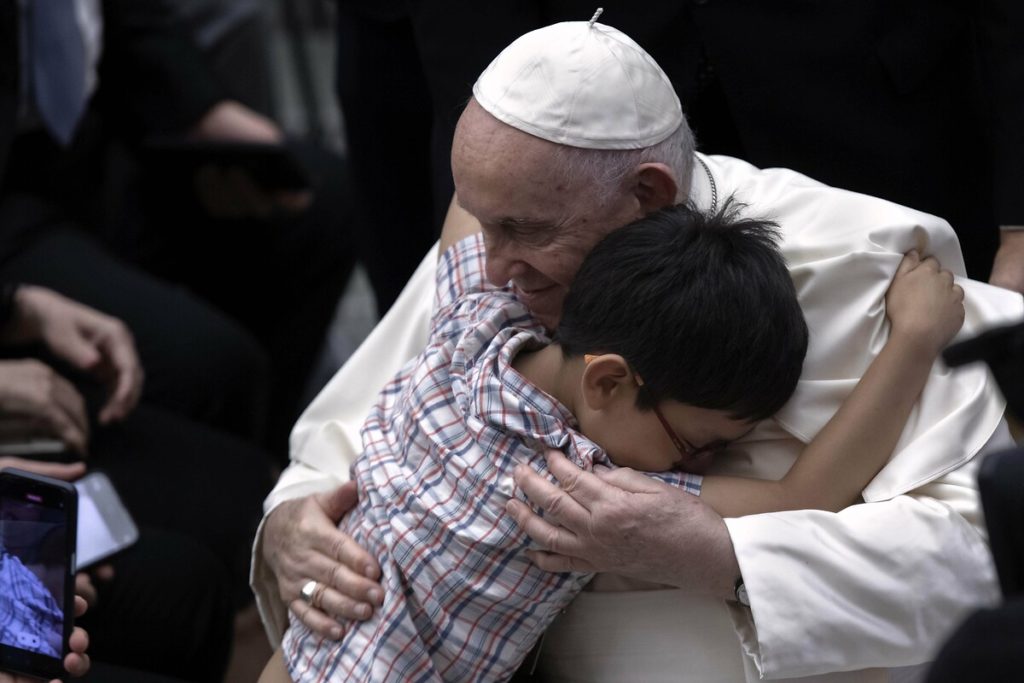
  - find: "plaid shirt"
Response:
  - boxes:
[283,235,702,682]
[0,548,62,658]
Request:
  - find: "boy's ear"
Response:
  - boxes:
[580,354,636,411]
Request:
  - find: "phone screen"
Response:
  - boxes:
[77,490,118,567]
[75,472,138,569]
[0,470,76,680]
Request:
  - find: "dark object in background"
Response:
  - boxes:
[943,324,1024,597]
[944,321,1024,420]
[141,138,312,191]
[926,325,1024,682]
[925,595,1024,683]
[978,450,1024,599]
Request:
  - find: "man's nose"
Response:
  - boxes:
[484,241,527,286]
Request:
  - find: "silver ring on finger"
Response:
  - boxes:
[300,580,319,606]
[312,582,328,610]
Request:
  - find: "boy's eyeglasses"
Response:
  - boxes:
[584,354,726,464]
[634,374,727,463]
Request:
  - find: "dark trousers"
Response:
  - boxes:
[4,119,356,462]
[75,403,272,683]
[926,598,1024,682]
[132,141,357,461]
[78,530,235,683]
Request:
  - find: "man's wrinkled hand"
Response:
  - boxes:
[989,229,1024,294]
[506,450,740,599]
[264,483,384,640]
[8,286,143,425]
[0,360,90,455]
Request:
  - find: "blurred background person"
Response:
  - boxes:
[0,283,271,681]
[1,0,357,464]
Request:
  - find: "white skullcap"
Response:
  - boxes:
[472,18,683,150]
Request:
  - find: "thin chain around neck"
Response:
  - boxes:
[696,156,718,212]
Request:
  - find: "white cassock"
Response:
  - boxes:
[251,154,1024,682]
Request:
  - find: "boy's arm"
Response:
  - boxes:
[702,252,965,517]
[257,648,290,683]
[702,328,935,516]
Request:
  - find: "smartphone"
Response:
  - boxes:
[978,447,1024,599]
[75,472,138,570]
[0,468,77,681]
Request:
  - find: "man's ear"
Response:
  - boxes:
[580,354,636,411]
[633,163,679,214]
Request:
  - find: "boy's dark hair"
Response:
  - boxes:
[556,200,808,421]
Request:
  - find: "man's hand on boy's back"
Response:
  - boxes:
[264,483,384,639]
[506,450,740,599]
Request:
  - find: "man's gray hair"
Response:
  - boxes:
[549,123,696,207]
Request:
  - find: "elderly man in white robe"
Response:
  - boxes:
[251,17,1024,682]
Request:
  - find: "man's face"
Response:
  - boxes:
[451,101,645,329]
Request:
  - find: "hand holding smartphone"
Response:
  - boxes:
[0,469,77,681]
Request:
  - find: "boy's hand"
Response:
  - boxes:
[885,250,965,355]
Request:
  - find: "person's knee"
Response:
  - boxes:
[152,289,272,439]
[82,531,235,682]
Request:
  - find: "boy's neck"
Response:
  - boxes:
[512,343,582,414]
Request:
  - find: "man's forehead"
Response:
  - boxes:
[454,149,583,224]
[454,101,563,169]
